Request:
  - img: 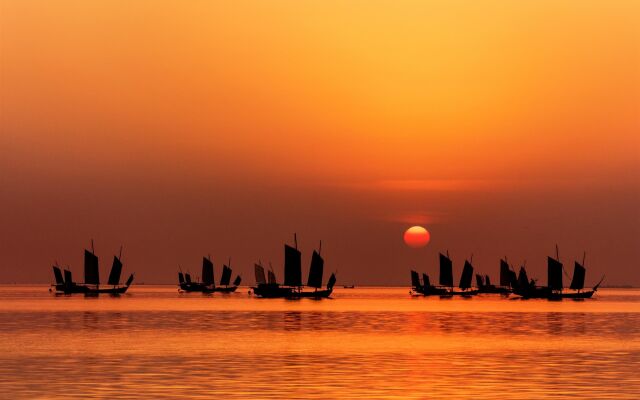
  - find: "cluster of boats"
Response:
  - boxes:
[50,241,134,295]
[411,247,603,299]
[51,240,603,301]
[251,235,336,299]
[178,257,242,293]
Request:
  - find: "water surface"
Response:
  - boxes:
[0,286,638,399]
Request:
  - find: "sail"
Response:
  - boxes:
[459,260,473,289]
[84,249,100,285]
[307,250,324,288]
[439,253,454,287]
[284,244,302,287]
[517,267,529,289]
[499,259,511,287]
[220,265,232,286]
[570,262,586,290]
[547,256,563,290]
[233,275,242,286]
[64,269,73,285]
[107,256,122,286]
[53,266,64,285]
[475,274,484,289]
[485,275,491,287]
[422,273,431,288]
[124,274,134,287]
[509,269,518,288]
[327,273,337,289]
[268,270,277,284]
[411,270,421,288]
[185,273,192,284]
[178,272,185,284]
[254,264,267,285]
[202,257,214,285]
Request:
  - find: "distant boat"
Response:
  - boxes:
[410,270,448,296]
[343,285,355,289]
[178,256,241,293]
[475,259,512,294]
[511,246,602,299]
[51,241,134,295]
[252,234,336,299]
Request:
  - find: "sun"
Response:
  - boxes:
[403,226,431,248]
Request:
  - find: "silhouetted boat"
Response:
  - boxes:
[410,270,448,296]
[343,285,356,289]
[51,242,134,295]
[252,235,336,299]
[512,247,602,299]
[410,253,478,296]
[178,256,241,293]
[475,259,512,294]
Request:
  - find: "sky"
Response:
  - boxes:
[0,0,638,285]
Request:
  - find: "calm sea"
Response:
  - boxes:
[0,286,638,399]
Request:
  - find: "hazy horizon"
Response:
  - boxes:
[1,0,638,285]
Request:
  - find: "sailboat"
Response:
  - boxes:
[205,259,242,293]
[475,259,512,294]
[178,256,241,293]
[252,235,336,299]
[512,247,602,299]
[51,241,134,295]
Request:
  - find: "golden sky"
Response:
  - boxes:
[0,1,638,284]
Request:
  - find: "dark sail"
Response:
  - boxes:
[220,265,232,286]
[475,274,484,289]
[326,273,337,289]
[307,250,324,288]
[422,273,431,288]
[547,256,563,290]
[509,269,518,288]
[439,253,454,287]
[124,273,134,287]
[84,249,100,285]
[53,266,64,285]
[485,275,491,287]
[411,270,421,288]
[570,262,586,290]
[64,269,73,285]
[517,267,529,289]
[284,244,302,287]
[107,256,122,286]
[499,259,511,287]
[202,257,214,285]
[459,260,473,289]
[233,275,242,286]
[185,273,192,284]
[268,270,276,284]
[178,272,185,284]
[254,264,266,285]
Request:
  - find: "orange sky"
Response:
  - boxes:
[1,0,638,285]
